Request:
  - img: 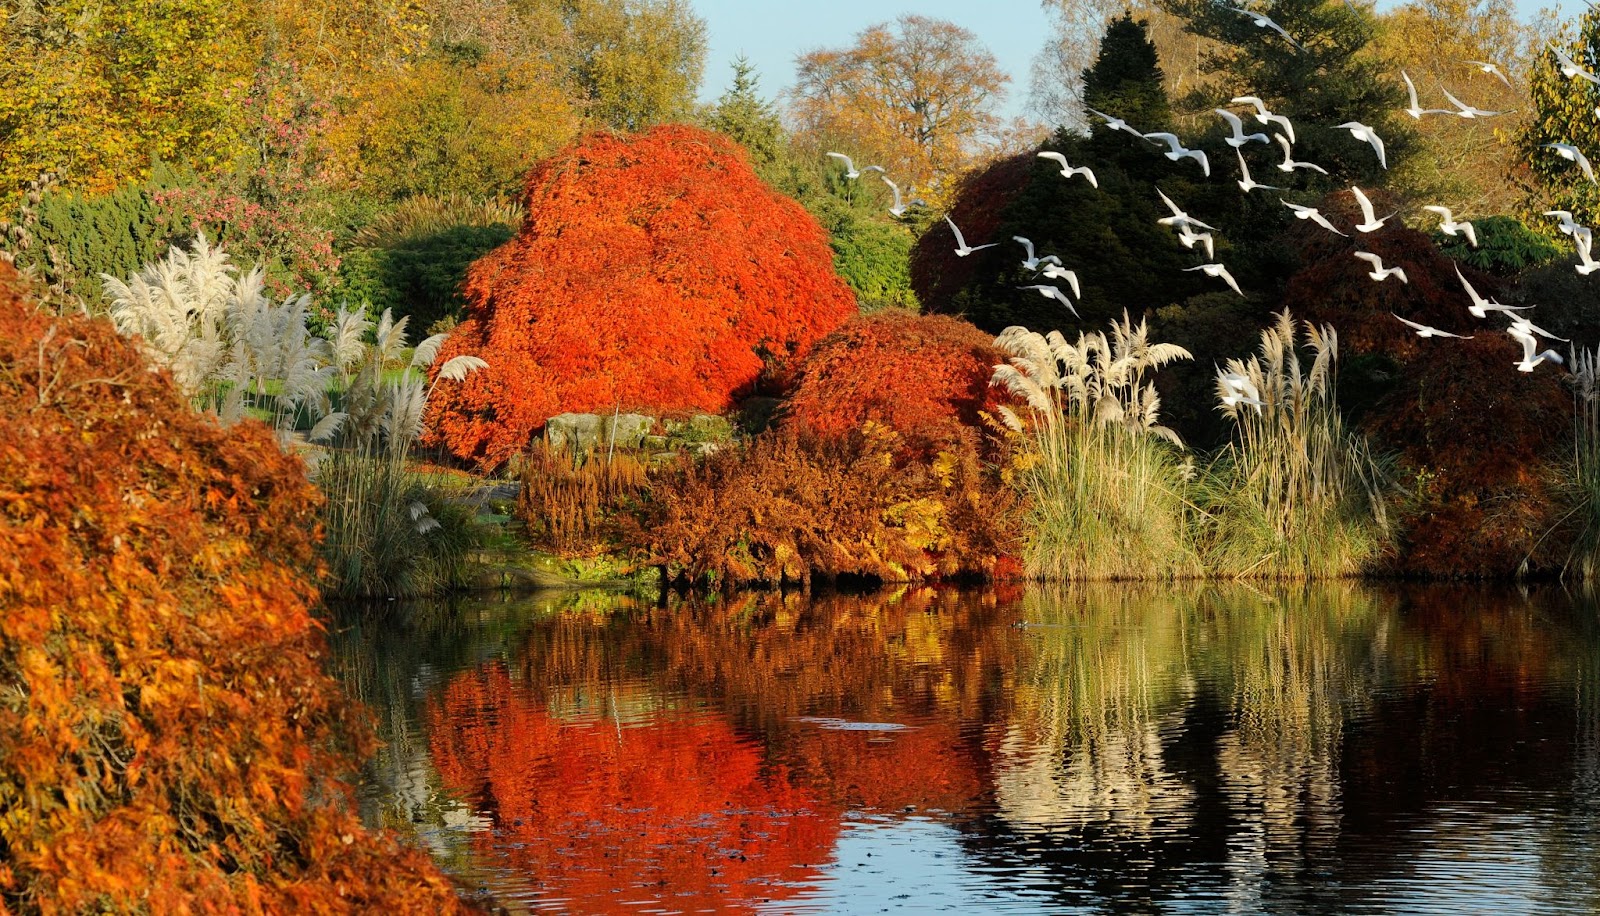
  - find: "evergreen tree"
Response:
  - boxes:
[707,57,784,167]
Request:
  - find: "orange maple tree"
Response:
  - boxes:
[426,124,859,466]
[784,310,1014,459]
[0,266,466,913]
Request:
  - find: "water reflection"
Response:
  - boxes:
[330,584,1600,913]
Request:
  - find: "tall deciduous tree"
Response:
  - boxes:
[0,0,258,195]
[790,14,1009,204]
[1515,8,1600,231]
[562,0,708,131]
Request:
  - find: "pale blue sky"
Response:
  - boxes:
[693,0,1586,118]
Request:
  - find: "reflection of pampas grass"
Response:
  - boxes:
[1198,310,1389,579]
[993,312,1200,580]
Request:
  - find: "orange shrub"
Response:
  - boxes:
[784,311,1014,459]
[426,124,859,466]
[0,266,466,913]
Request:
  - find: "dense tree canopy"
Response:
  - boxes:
[1515,7,1600,231]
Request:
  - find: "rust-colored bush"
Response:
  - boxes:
[0,266,466,913]
[625,425,1021,588]
[425,125,859,467]
[784,311,1014,459]
[516,443,650,555]
[908,151,1035,313]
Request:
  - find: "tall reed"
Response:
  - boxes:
[1561,345,1600,578]
[517,441,650,555]
[1197,310,1389,579]
[992,312,1201,580]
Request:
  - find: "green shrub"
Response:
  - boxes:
[1434,215,1563,276]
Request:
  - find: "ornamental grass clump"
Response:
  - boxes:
[1197,310,1390,579]
[1560,346,1600,578]
[517,442,651,556]
[992,313,1201,580]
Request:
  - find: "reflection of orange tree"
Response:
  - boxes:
[426,663,838,911]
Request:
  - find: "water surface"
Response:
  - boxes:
[330,584,1600,913]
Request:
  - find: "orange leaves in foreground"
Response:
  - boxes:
[0,266,466,913]
[426,124,859,466]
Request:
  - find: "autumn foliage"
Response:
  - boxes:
[0,267,465,913]
[425,125,858,466]
[785,310,1014,459]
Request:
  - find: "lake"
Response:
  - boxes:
[330,584,1600,913]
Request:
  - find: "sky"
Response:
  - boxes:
[692,0,1587,119]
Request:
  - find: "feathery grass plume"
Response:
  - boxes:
[1197,310,1391,579]
[354,193,525,249]
[518,441,652,556]
[1560,345,1600,578]
[992,312,1201,580]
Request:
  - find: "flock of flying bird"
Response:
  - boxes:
[826,5,1600,381]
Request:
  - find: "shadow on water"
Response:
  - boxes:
[326,584,1600,914]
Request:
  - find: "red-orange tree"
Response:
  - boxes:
[426,124,859,466]
[0,266,466,913]
[785,310,1013,459]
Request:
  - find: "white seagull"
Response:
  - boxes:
[1544,143,1597,183]
[1350,186,1392,233]
[825,152,884,180]
[1508,326,1564,372]
[1157,188,1218,231]
[1014,236,1060,271]
[1226,6,1304,51]
[1178,225,1216,259]
[945,216,997,257]
[1275,134,1328,174]
[1394,313,1473,339]
[1020,284,1080,318]
[1353,251,1409,283]
[882,175,922,218]
[1401,71,1453,119]
[1455,264,1532,318]
[1235,148,1280,193]
[1423,206,1478,247]
[1219,372,1264,411]
[1336,121,1387,169]
[1215,109,1270,147]
[1577,230,1600,276]
[1037,151,1100,188]
[1464,60,1513,88]
[1039,263,1081,297]
[1085,107,1150,140]
[1546,209,1587,237]
[1554,47,1600,85]
[1233,96,1296,141]
[1510,314,1570,342]
[1441,86,1510,118]
[1186,262,1245,296]
[1143,132,1212,176]
[1282,199,1348,236]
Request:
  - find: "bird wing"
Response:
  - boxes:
[1037,151,1069,169]
[1423,205,1451,220]
[1313,213,1347,235]
[1370,130,1387,168]
[1579,148,1597,182]
[1508,327,1540,361]
[1218,265,1243,295]
[1264,113,1296,142]
[1351,186,1378,223]
[826,152,854,171]
[1216,109,1245,137]
[1353,251,1383,268]
[1190,149,1211,177]
[1392,267,1410,284]
[1231,95,1266,113]
[1455,264,1486,307]
[946,216,968,249]
[882,175,903,209]
[1143,132,1182,152]
[1281,198,1307,215]
[1393,313,1430,333]
[1157,187,1183,217]
[1074,166,1099,188]
[1462,222,1477,247]
[1275,133,1294,165]
[1402,71,1422,109]
[1037,255,1061,267]
[1013,236,1035,259]
[861,165,885,176]
[1440,86,1472,112]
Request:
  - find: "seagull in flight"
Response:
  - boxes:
[1464,60,1513,87]
[1354,251,1408,283]
[1282,199,1347,236]
[1275,135,1327,174]
[1441,86,1510,118]
[1336,121,1387,169]
[1215,109,1270,147]
[1039,263,1081,297]
[1186,262,1245,296]
[882,175,923,218]
[1037,151,1099,187]
[1014,236,1060,271]
[1544,143,1596,183]
[1395,313,1473,339]
[1401,71,1453,119]
[1546,209,1588,238]
[1234,148,1279,193]
[1511,314,1570,342]
[1577,230,1600,276]
[1227,6,1304,51]
[1554,47,1600,85]
[1455,264,1532,318]
[1350,186,1392,233]
[945,216,997,257]
[1219,372,1264,411]
[1178,225,1216,258]
[1143,132,1211,176]
[825,152,884,180]
[1233,96,1296,141]
[1156,187,1217,231]
[1020,284,1080,317]
[1508,326,1564,372]
[1423,206,1477,247]
[1085,107,1150,140]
